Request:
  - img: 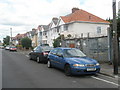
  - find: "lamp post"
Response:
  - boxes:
[10,28,12,46]
[112,0,118,75]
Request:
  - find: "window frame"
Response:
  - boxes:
[97,26,102,34]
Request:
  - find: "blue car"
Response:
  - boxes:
[47,47,100,76]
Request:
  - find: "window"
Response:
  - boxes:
[97,27,101,34]
[57,49,63,56]
[63,48,86,58]
[50,49,58,55]
[57,26,60,33]
[41,46,53,52]
[64,24,68,31]
[43,32,47,36]
[34,46,41,52]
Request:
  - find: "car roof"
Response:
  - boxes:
[55,47,76,50]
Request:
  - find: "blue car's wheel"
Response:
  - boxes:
[64,64,72,76]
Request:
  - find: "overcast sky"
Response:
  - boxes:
[0,0,120,42]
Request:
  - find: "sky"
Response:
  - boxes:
[0,0,120,42]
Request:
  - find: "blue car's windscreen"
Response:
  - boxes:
[63,49,86,58]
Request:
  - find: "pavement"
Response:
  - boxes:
[99,62,120,78]
[18,49,120,79]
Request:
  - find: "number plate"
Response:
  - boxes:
[87,68,96,71]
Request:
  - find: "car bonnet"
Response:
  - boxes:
[65,57,97,64]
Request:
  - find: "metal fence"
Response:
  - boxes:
[63,36,109,62]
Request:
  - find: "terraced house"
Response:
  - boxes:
[11,8,110,48]
[38,8,110,47]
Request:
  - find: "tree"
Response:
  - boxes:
[53,36,61,48]
[21,37,32,49]
[106,15,120,36]
[3,36,10,46]
[67,34,72,38]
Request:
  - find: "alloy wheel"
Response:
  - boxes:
[37,57,40,63]
[47,60,52,68]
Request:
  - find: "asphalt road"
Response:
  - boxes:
[2,49,119,88]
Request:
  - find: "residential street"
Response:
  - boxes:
[2,49,119,88]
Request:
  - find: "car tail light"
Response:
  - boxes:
[43,52,48,56]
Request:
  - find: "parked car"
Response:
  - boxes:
[9,46,17,51]
[47,47,100,76]
[29,46,53,63]
[0,45,4,49]
[5,46,10,50]
[40,44,49,46]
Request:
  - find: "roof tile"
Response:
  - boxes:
[61,9,110,24]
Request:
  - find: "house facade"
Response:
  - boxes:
[58,8,110,38]
[14,8,109,48]
[37,25,49,46]
[12,33,26,46]
[47,18,59,47]
[31,28,38,47]
[45,8,110,47]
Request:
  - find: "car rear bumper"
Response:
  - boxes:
[10,49,17,51]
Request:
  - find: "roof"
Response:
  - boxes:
[13,33,26,40]
[55,47,76,50]
[37,25,49,31]
[42,25,49,31]
[61,9,110,24]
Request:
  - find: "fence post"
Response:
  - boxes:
[87,33,90,56]
[96,38,100,61]
[80,33,83,51]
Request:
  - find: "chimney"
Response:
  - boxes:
[52,17,58,25]
[72,8,79,13]
[52,17,58,21]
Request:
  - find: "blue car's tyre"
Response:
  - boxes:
[64,64,72,76]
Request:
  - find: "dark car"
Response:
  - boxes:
[47,47,100,76]
[9,46,17,51]
[29,46,53,63]
[40,44,49,46]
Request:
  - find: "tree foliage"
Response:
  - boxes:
[21,37,32,49]
[106,11,120,36]
[53,36,61,48]
[67,34,72,38]
[3,36,10,46]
